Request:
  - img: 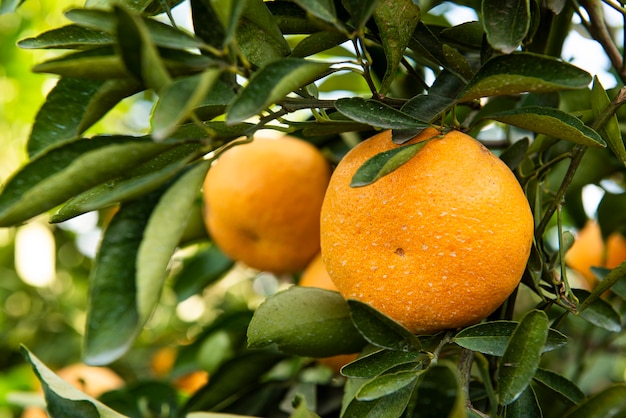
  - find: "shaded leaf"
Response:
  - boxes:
[573,288,622,332]
[292,0,339,30]
[136,161,212,324]
[597,192,626,239]
[591,77,626,164]
[242,0,290,55]
[291,31,348,58]
[342,0,378,32]
[373,0,420,94]
[172,244,234,302]
[347,299,421,352]
[341,381,414,418]
[0,137,176,227]
[152,69,222,141]
[498,310,549,405]
[350,141,431,187]
[459,53,592,101]
[563,384,626,418]
[236,17,289,66]
[27,77,142,158]
[592,265,626,301]
[32,47,129,79]
[533,368,585,405]
[440,21,484,49]
[482,0,531,54]
[226,58,331,123]
[400,94,455,123]
[18,24,114,49]
[356,371,418,401]
[454,320,567,356]
[83,189,164,365]
[247,286,367,357]
[499,138,530,170]
[336,97,430,130]
[505,385,541,418]
[21,347,125,418]
[486,106,605,148]
[65,8,206,50]
[341,349,428,379]
[442,44,474,81]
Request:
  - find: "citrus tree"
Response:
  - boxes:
[1,0,626,417]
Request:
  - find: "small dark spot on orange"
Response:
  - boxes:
[395,248,405,256]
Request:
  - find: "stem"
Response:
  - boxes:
[458,348,474,408]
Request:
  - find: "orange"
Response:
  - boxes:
[22,364,124,418]
[565,219,626,286]
[320,128,534,334]
[300,253,359,372]
[203,135,331,274]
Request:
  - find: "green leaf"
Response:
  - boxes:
[533,368,585,405]
[411,363,464,418]
[242,0,290,55]
[373,0,420,94]
[499,138,530,170]
[1,0,23,14]
[563,384,626,418]
[152,70,221,140]
[18,24,114,49]
[350,141,431,187]
[27,77,141,158]
[486,106,606,148]
[341,381,414,418]
[482,0,531,54]
[115,6,171,92]
[597,192,626,239]
[51,143,202,223]
[505,385,541,418]
[335,97,430,130]
[247,286,367,357]
[573,288,622,332]
[32,47,129,79]
[459,53,592,101]
[292,0,340,30]
[291,31,349,58]
[591,77,626,164]
[341,349,428,379]
[0,137,177,227]
[342,0,378,32]
[180,350,285,413]
[226,58,331,123]
[236,17,289,67]
[136,161,212,324]
[172,244,234,302]
[83,189,163,365]
[347,299,421,352]
[209,0,247,46]
[442,44,474,81]
[498,310,549,405]
[356,371,419,401]
[592,265,626,301]
[454,320,567,356]
[21,347,126,418]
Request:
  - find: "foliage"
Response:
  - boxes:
[1,0,626,417]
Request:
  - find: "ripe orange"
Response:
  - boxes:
[300,253,359,372]
[320,128,534,334]
[203,135,331,274]
[565,219,626,286]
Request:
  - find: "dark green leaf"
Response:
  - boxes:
[83,189,163,365]
[592,265,626,301]
[454,320,567,356]
[563,384,626,418]
[335,97,430,130]
[440,21,484,49]
[573,288,622,332]
[342,0,378,32]
[18,25,114,49]
[27,77,142,158]
[499,138,529,170]
[373,0,420,94]
[0,137,177,227]
[172,244,234,302]
[482,0,531,54]
[342,381,414,418]
[591,77,626,164]
[459,53,592,101]
[350,141,430,187]
[347,299,421,352]
[136,161,212,324]
[152,70,221,141]
[411,364,464,418]
[242,0,290,55]
[292,0,342,30]
[291,31,348,58]
[401,94,455,123]
[341,349,428,379]
[226,58,331,123]
[247,286,367,357]
[486,106,606,148]
[181,350,285,413]
[115,6,171,92]
[409,22,446,68]
[236,17,289,66]
[51,143,202,223]
[356,371,418,401]
[597,192,626,239]
[505,385,541,418]
[498,310,549,405]
[21,347,125,418]
[32,47,130,79]
[65,8,206,50]
[442,44,474,81]
[190,0,226,49]
[533,368,585,405]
